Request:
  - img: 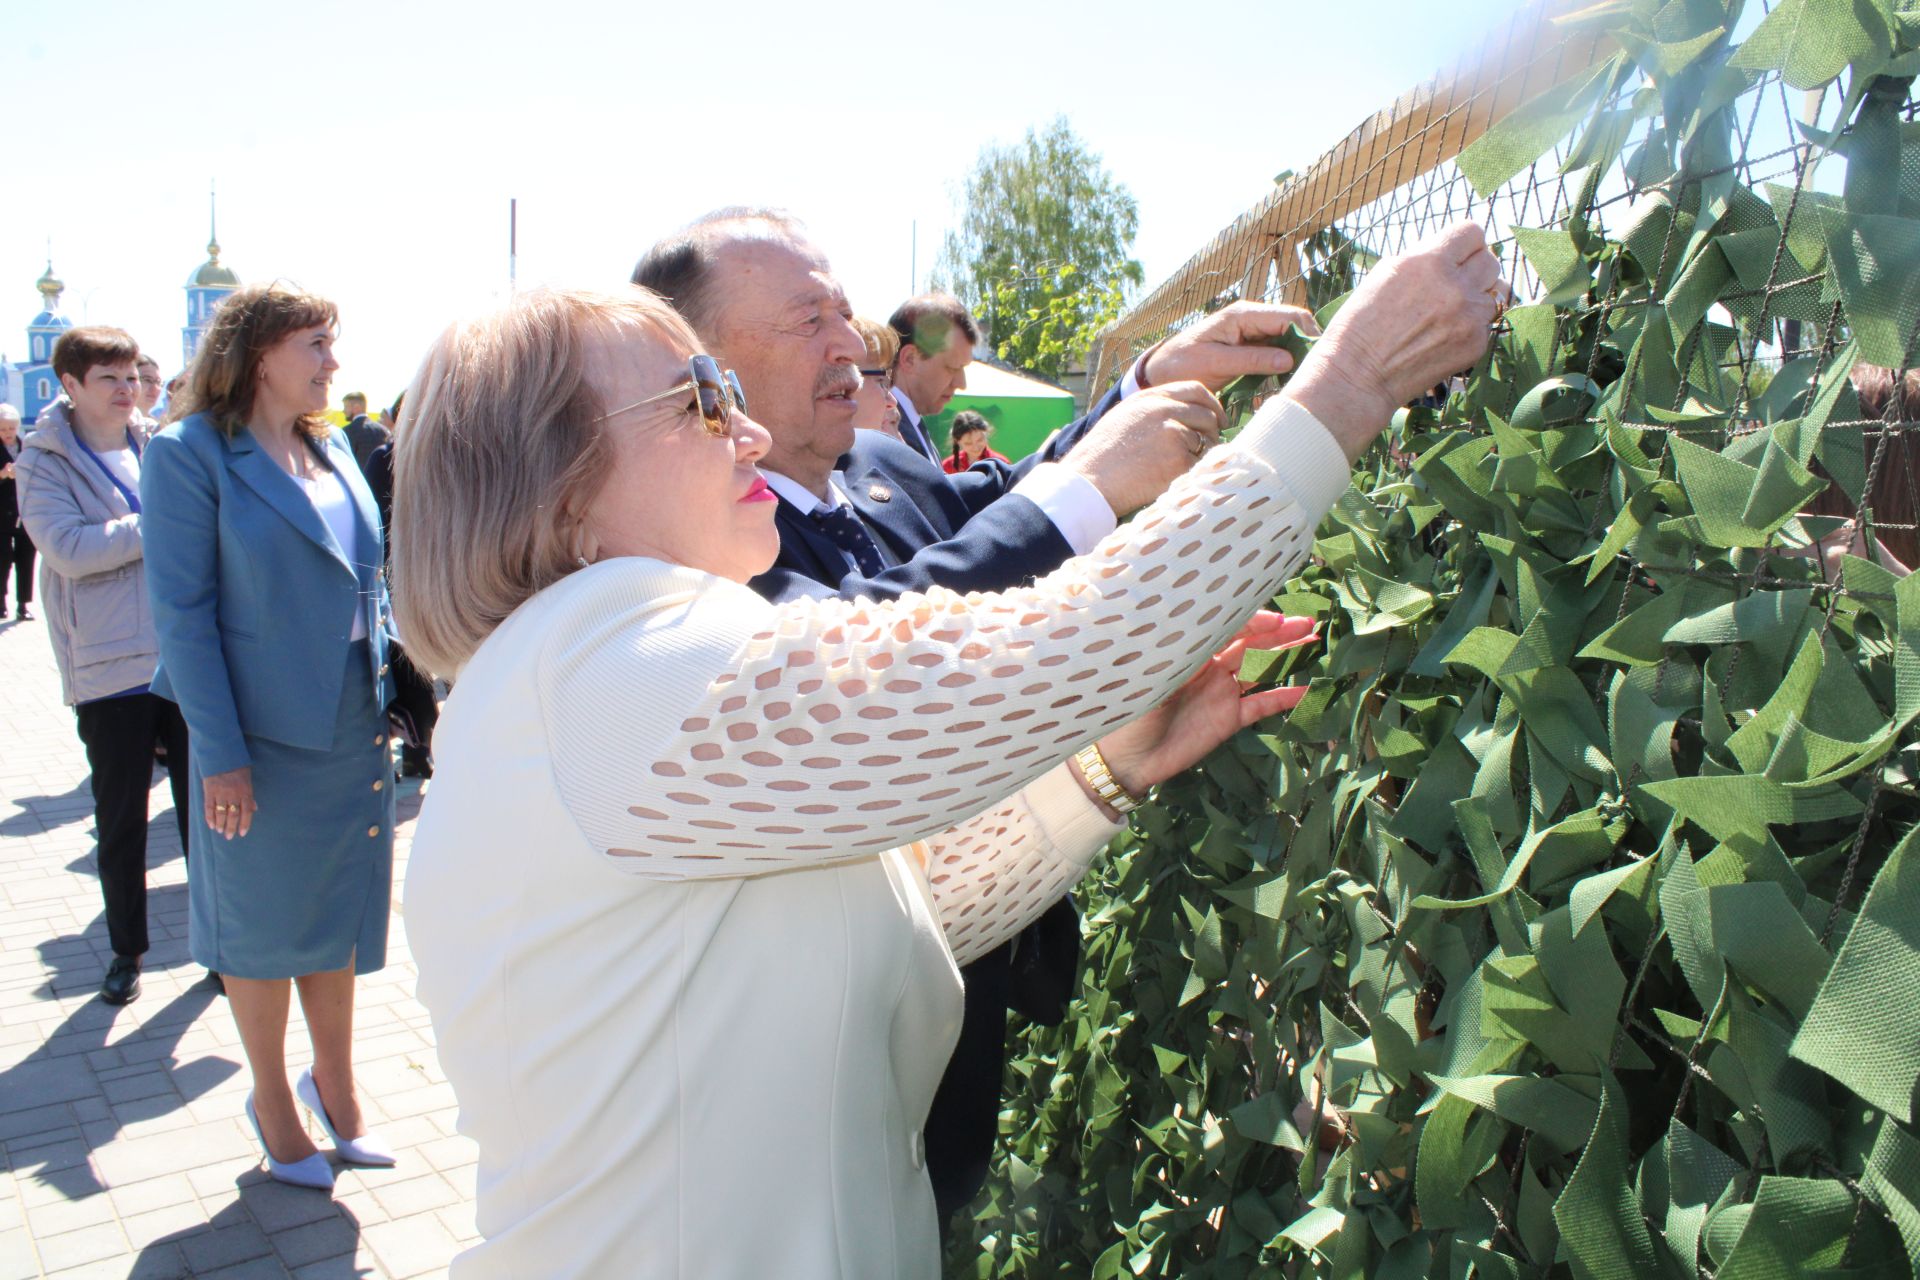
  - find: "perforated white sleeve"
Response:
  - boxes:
[539,398,1350,904]
[918,761,1125,966]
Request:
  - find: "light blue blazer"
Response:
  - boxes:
[142,413,395,777]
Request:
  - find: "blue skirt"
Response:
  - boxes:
[187,641,395,979]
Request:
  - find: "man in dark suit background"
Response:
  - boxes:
[0,404,36,621]
[339,392,391,475]
[632,206,1315,1226]
[884,293,975,465]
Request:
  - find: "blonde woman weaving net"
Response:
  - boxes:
[397,224,1499,1278]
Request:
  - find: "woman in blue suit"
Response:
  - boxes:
[142,282,398,1192]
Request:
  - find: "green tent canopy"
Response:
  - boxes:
[923,362,1076,464]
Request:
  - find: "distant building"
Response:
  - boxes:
[0,195,240,423]
[183,194,240,368]
[0,261,74,423]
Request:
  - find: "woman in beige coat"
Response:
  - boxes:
[16,326,192,1006]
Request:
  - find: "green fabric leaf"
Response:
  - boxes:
[1513,227,1596,306]
[1657,1119,1743,1271]
[1553,1075,1665,1280]
[1427,1072,1599,1152]
[1863,1116,1920,1262]
[1637,773,1864,843]
[1820,209,1920,368]
[1728,0,1893,89]
[1668,434,1826,548]
[1706,881,1832,1019]
[1711,1175,1857,1277]
[1458,57,1620,196]
[1570,855,1656,936]
[1792,823,1920,1121]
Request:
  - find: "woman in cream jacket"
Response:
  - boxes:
[396,226,1498,1278]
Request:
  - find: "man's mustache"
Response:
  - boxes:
[816,367,862,398]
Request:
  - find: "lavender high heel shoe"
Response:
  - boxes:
[245,1094,334,1190]
[295,1068,397,1167]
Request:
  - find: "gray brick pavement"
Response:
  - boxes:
[0,614,475,1278]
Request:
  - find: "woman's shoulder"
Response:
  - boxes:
[316,425,353,460]
[151,413,228,453]
[473,558,773,688]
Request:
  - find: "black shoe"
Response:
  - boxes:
[399,747,433,779]
[15,604,31,621]
[100,955,142,1005]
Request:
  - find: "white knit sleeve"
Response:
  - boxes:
[922,762,1123,967]
[542,398,1350,879]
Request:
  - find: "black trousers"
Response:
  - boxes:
[1,521,32,611]
[73,692,190,959]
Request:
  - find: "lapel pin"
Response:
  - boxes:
[866,483,893,503]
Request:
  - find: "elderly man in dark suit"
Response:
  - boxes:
[0,404,35,621]
[632,206,1315,1227]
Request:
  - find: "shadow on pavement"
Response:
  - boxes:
[1,885,237,1200]
[0,775,94,837]
[133,1187,372,1278]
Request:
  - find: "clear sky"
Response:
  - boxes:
[1,0,1524,407]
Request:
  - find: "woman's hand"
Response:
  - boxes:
[1092,611,1319,802]
[203,767,256,840]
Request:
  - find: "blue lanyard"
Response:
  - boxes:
[70,427,142,515]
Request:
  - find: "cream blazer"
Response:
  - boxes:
[404,398,1352,1278]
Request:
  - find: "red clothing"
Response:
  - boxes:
[943,447,1010,474]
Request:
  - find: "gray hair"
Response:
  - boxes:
[630,207,808,335]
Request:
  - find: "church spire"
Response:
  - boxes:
[207,182,221,262]
[35,244,63,307]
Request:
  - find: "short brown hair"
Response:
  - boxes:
[851,316,899,369]
[888,293,979,359]
[175,281,339,438]
[52,327,140,383]
[135,353,160,373]
[392,286,697,677]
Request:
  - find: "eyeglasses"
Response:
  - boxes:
[859,368,892,391]
[594,353,747,437]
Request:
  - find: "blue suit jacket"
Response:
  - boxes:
[142,414,394,777]
[749,379,1125,603]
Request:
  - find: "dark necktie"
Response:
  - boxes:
[902,413,940,465]
[807,505,886,577]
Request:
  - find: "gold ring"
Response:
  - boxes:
[1187,429,1208,458]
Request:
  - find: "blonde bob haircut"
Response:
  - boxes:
[391,286,698,678]
[851,315,900,370]
[174,281,339,436]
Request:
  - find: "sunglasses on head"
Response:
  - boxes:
[594,353,747,436]
[858,367,892,390]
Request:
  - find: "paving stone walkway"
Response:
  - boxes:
[0,612,474,1278]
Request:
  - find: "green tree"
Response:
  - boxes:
[934,117,1144,382]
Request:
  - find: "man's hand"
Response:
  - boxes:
[1287,223,1503,461]
[1058,381,1226,518]
[1140,302,1320,393]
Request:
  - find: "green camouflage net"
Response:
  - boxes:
[950,1,1920,1276]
